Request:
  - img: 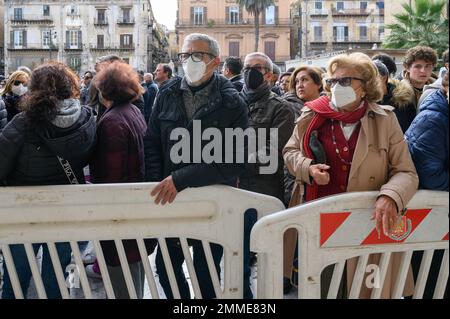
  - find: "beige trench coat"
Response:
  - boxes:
[282,102,419,298]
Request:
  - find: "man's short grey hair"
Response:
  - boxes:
[183,33,221,57]
[244,52,273,72]
[144,73,153,80]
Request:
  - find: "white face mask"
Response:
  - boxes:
[183,57,213,86]
[11,83,28,96]
[331,83,357,109]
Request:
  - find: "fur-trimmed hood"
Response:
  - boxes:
[387,78,416,109]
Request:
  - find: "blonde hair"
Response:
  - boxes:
[0,71,30,96]
[324,52,383,103]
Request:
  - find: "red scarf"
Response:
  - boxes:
[303,96,367,201]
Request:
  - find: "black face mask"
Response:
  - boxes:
[244,68,265,90]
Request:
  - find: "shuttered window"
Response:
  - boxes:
[264,41,275,62]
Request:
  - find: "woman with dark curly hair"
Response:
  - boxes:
[88,60,153,299]
[0,62,96,299]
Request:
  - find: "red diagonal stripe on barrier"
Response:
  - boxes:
[361,209,431,245]
[443,233,449,241]
[320,212,351,246]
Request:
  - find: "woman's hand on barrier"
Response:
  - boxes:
[309,164,330,185]
[151,175,178,205]
[371,195,398,236]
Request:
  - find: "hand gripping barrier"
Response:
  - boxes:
[0,183,284,299]
[250,190,449,299]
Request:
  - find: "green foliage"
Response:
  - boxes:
[236,0,275,51]
[383,0,449,55]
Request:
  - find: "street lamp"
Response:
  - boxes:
[48,29,57,61]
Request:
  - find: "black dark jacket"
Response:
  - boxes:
[238,90,295,203]
[142,82,158,123]
[2,93,23,123]
[144,73,249,191]
[0,106,96,186]
[0,99,6,131]
[230,74,244,92]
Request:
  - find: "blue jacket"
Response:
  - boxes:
[405,90,449,191]
[144,73,249,191]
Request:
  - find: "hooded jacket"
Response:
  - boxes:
[380,78,416,133]
[406,90,449,191]
[0,100,96,186]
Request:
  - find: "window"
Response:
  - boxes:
[359,25,367,40]
[379,25,385,40]
[229,7,239,24]
[42,30,51,47]
[336,1,345,12]
[360,1,368,11]
[69,30,79,48]
[264,41,275,62]
[314,26,323,41]
[193,7,204,25]
[97,9,106,24]
[14,30,24,47]
[68,57,81,72]
[315,1,323,11]
[122,8,131,23]
[229,41,239,57]
[14,8,23,20]
[43,5,50,16]
[120,34,133,48]
[265,6,275,24]
[97,35,104,48]
[333,26,348,42]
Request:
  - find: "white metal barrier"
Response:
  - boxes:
[0,183,284,299]
[251,190,449,299]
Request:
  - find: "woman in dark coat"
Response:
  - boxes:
[0,70,30,122]
[0,62,96,299]
[89,60,155,299]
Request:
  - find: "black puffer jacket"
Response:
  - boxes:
[0,105,96,186]
[144,73,248,191]
[2,93,23,123]
[0,99,6,131]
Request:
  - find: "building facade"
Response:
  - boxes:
[176,0,292,67]
[0,0,5,74]
[292,0,385,58]
[3,0,169,75]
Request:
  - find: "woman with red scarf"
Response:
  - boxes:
[283,53,418,298]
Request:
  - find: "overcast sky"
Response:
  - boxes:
[150,0,177,30]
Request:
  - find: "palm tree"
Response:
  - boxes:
[383,0,449,55]
[236,0,275,52]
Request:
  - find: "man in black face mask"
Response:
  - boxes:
[239,52,295,201]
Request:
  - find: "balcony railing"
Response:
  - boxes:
[332,36,382,44]
[89,45,135,51]
[331,8,370,16]
[177,18,292,27]
[310,9,329,16]
[10,15,53,23]
[94,18,108,26]
[117,17,135,25]
[7,43,58,51]
[64,43,83,50]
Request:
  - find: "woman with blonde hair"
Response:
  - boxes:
[0,70,30,122]
[283,52,418,298]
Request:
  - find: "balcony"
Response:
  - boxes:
[64,43,83,51]
[310,36,327,44]
[7,43,58,51]
[332,36,382,44]
[117,17,135,25]
[10,15,53,24]
[331,8,370,16]
[177,18,292,28]
[94,18,108,26]
[310,9,329,17]
[89,45,135,51]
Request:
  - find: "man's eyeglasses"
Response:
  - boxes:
[177,52,216,63]
[325,76,364,87]
[13,80,26,86]
[242,65,270,74]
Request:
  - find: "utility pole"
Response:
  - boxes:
[304,0,308,58]
[298,2,302,58]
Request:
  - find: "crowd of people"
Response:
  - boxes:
[0,32,448,299]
